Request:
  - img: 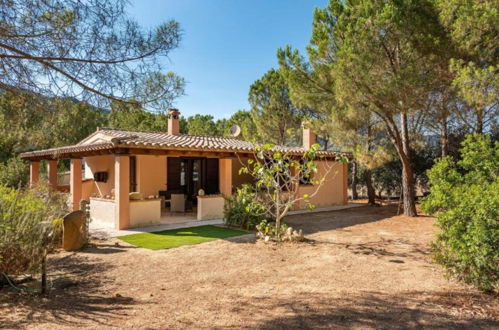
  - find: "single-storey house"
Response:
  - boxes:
[20,109,349,230]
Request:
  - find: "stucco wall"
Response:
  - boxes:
[295,161,347,209]
[232,157,254,189]
[197,195,224,220]
[84,155,115,197]
[81,179,95,201]
[129,199,161,228]
[89,198,116,228]
[137,155,167,196]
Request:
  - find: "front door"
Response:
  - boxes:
[166,157,220,204]
[182,158,201,203]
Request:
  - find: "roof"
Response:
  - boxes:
[20,128,348,160]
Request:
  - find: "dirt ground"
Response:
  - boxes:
[1,205,498,329]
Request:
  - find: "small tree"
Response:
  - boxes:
[239,143,346,240]
[0,183,67,293]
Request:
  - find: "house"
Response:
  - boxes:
[20,109,349,230]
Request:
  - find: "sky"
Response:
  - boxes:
[128,0,328,119]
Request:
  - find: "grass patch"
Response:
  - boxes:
[117,225,248,250]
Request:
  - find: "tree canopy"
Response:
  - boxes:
[0,0,185,110]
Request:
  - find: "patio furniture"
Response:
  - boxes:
[170,193,186,213]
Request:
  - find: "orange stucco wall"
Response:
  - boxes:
[81,179,95,201]
[232,157,254,188]
[84,155,115,197]
[295,161,347,209]
[136,155,167,196]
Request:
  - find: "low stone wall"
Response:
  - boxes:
[197,195,224,220]
[90,197,162,229]
[89,197,116,228]
[129,199,161,228]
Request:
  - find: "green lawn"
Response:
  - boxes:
[117,225,248,250]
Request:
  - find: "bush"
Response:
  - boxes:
[422,134,498,292]
[0,183,67,277]
[0,156,29,188]
[223,184,267,230]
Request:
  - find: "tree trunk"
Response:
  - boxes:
[400,113,417,217]
[41,253,47,295]
[365,168,376,205]
[351,161,358,200]
[440,117,448,158]
[476,109,484,134]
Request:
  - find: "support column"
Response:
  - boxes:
[114,155,130,230]
[70,158,82,211]
[47,160,58,189]
[29,161,40,187]
[219,158,233,197]
[343,162,348,205]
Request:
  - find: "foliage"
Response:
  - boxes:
[0,91,107,187]
[0,183,68,277]
[436,0,498,134]
[239,143,344,240]
[0,0,185,110]
[186,114,218,136]
[0,156,29,188]
[109,100,168,132]
[249,69,303,145]
[225,110,257,140]
[223,184,267,230]
[422,134,499,291]
[256,220,288,239]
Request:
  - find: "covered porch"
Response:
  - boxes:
[24,148,247,230]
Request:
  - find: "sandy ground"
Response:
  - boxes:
[1,205,497,329]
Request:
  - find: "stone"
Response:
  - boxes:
[129,192,143,200]
[62,210,87,251]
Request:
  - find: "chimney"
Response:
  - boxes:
[302,121,316,150]
[167,108,181,135]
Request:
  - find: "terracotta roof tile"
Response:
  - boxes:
[20,128,348,159]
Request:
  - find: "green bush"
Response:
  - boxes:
[0,183,67,277]
[422,134,498,292]
[0,156,29,188]
[223,184,267,230]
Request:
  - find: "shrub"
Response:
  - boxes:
[0,156,29,188]
[0,183,67,278]
[422,134,498,292]
[255,220,304,242]
[223,184,267,230]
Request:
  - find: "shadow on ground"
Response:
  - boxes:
[240,290,499,329]
[0,252,139,328]
[285,204,432,236]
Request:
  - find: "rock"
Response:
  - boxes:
[264,236,270,242]
[62,210,87,251]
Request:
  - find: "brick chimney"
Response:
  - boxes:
[302,121,316,150]
[167,108,181,135]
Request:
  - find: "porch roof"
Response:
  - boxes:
[20,128,349,160]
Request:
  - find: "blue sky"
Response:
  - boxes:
[128,0,328,119]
